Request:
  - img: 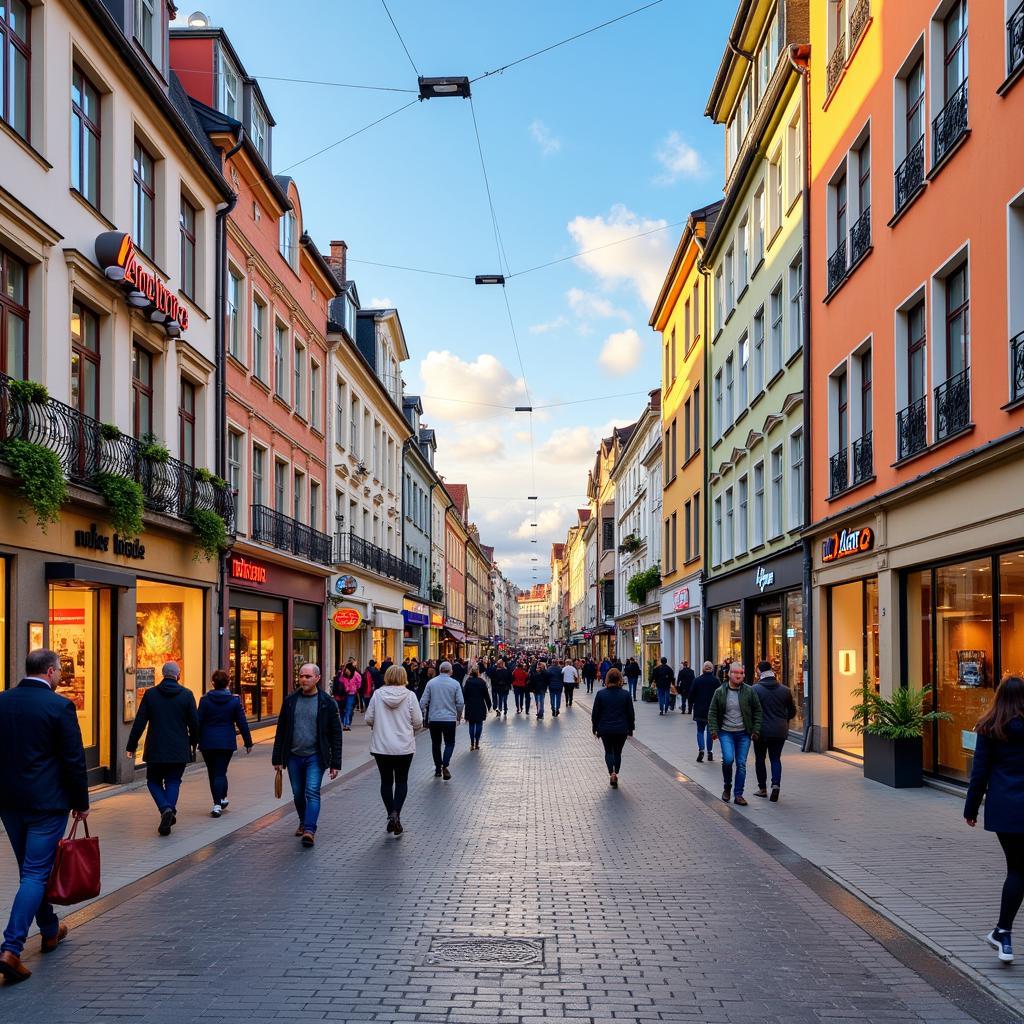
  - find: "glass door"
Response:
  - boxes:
[755,606,783,678]
[229,606,284,720]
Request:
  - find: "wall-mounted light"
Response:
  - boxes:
[839,650,857,676]
[127,291,149,308]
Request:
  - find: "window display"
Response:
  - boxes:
[136,580,204,704]
[785,590,806,734]
[292,628,320,682]
[1000,553,1024,679]
[713,604,742,666]
[229,607,283,719]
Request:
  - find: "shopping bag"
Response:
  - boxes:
[44,813,101,906]
[274,765,283,799]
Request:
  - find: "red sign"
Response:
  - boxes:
[822,525,874,563]
[331,608,363,632]
[50,608,85,626]
[230,556,268,585]
[673,587,690,611]
[94,232,190,331]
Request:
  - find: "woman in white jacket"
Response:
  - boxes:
[364,664,423,835]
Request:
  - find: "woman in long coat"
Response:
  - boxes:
[462,666,492,751]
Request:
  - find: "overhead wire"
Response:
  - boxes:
[170,66,416,93]
[346,257,474,281]
[380,0,421,78]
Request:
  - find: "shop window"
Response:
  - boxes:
[136,580,204,707]
[713,604,742,666]
[1001,553,1024,677]
[229,607,283,720]
[829,577,880,756]
[293,603,321,683]
[786,589,806,733]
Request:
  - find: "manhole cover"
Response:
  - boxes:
[428,937,544,968]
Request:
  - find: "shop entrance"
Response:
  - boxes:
[828,577,880,757]
[753,605,783,678]
[228,601,284,720]
[291,602,322,683]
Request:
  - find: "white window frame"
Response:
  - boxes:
[769,444,784,539]
[737,474,748,554]
[753,460,765,547]
[788,428,804,530]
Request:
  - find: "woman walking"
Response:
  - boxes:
[965,675,1024,963]
[365,664,423,835]
[333,663,361,731]
[197,670,253,817]
[591,667,635,788]
[463,666,492,751]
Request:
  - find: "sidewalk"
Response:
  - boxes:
[578,690,1024,1016]
[0,714,376,932]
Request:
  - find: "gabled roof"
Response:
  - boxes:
[446,483,469,520]
[552,542,565,559]
[481,544,495,562]
[578,508,592,524]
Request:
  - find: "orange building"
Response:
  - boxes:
[807,0,1024,783]
[171,27,339,721]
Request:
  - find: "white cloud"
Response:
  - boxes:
[446,430,505,461]
[654,130,707,184]
[368,296,394,308]
[529,119,561,156]
[419,350,528,421]
[567,287,630,322]
[567,204,674,307]
[598,329,643,376]
[528,315,568,335]
[537,425,601,464]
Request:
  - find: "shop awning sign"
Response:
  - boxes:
[673,587,690,610]
[822,525,874,563]
[331,607,363,631]
[230,556,268,585]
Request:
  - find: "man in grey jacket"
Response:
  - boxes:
[420,661,464,780]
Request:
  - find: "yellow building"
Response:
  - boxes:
[650,203,721,670]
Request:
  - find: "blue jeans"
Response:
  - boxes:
[657,687,671,713]
[717,731,751,797]
[146,762,185,813]
[535,691,545,715]
[549,685,563,713]
[494,690,509,714]
[514,688,528,712]
[695,719,714,753]
[469,721,483,744]
[0,809,69,956]
[287,753,325,833]
[341,693,357,727]
[627,677,639,699]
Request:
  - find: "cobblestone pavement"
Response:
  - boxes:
[0,705,1008,1023]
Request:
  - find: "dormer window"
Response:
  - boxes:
[217,46,240,119]
[344,294,357,338]
[279,210,297,269]
[134,0,161,68]
[251,102,269,163]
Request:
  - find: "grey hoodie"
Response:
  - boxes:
[419,673,464,723]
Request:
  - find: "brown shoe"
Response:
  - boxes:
[301,831,315,847]
[734,796,749,806]
[754,788,768,798]
[392,815,404,836]
[0,950,31,982]
[41,924,68,954]
[294,825,305,837]
[721,787,731,802]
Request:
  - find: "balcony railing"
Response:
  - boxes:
[0,373,233,530]
[252,505,333,565]
[827,35,846,95]
[1012,331,1024,403]
[850,0,870,47]
[335,530,422,588]
[827,238,848,295]
[852,431,873,485]
[849,205,871,266]
[934,366,971,442]
[895,135,925,216]
[896,395,928,460]
[829,447,848,497]
[932,79,969,167]
[1011,1,1024,77]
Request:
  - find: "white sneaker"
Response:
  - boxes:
[219,799,229,810]
[210,804,222,818]
[986,928,1014,962]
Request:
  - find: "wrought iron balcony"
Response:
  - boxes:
[896,395,928,460]
[827,35,846,95]
[252,505,333,565]
[1013,331,1024,403]
[334,530,422,588]
[850,0,870,47]
[1012,1,1024,77]
[850,206,871,266]
[934,367,971,442]
[829,448,848,497]
[827,238,848,295]
[852,431,873,485]
[894,135,925,216]
[0,373,233,530]
[932,79,969,167]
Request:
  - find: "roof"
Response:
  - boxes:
[446,483,469,520]
[481,544,495,562]
[649,200,724,328]
[552,543,565,559]
[578,508,592,523]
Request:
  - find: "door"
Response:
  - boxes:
[755,607,783,679]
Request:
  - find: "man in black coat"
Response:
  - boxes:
[0,649,89,982]
[652,657,675,715]
[126,661,199,837]
[752,660,797,801]
[677,660,696,714]
[272,664,343,847]
[490,659,512,718]
[689,661,722,762]
[582,658,598,694]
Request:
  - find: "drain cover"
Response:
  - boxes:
[428,936,544,968]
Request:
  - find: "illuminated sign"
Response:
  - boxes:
[74,522,145,560]
[331,607,363,631]
[334,574,358,596]
[673,587,690,611]
[755,566,775,592]
[430,612,444,627]
[230,556,268,585]
[822,525,875,563]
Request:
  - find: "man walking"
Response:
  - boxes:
[562,658,579,708]
[126,661,198,836]
[752,660,797,801]
[678,660,695,713]
[420,661,464,779]
[491,658,512,718]
[582,657,598,694]
[547,658,565,717]
[0,650,89,983]
[451,658,467,684]
[272,664,343,847]
[653,657,675,715]
[599,656,611,686]
[708,661,763,806]
[689,662,719,762]
[512,660,530,713]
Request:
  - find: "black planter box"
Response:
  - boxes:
[863,732,923,788]
[641,686,658,703]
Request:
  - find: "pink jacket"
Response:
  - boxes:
[340,672,362,696]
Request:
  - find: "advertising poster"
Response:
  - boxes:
[50,607,87,711]
[136,603,184,698]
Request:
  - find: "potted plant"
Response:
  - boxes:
[844,683,951,788]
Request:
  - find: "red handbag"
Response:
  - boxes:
[44,812,101,906]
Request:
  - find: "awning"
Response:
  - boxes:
[443,626,466,643]
[374,610,405,631]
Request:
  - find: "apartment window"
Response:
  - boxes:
[788,114,802,205]
[132,141,156,258]
[788,254,804,355]
[252,296,267,381]
[693,493,701,556]
[0,247,28,379]
[725,246,735,311]
[835,170,848,256]
[945,262,969,379]
[222,272,242,364]
[738,332,749,410]
[724,488,734,561]
[683,397,692,459]
[71,67,101,207]
[664,428,671,478]
[693,384,700,450]
[274,460,287,513]
[770,445,783,538]
[334,378,345,444]
[70,301,99,419]
[738,475,749,554]
[227,430,242,499]
[670,326,677,382]
[714,371,723,439]
[251,445,265,506]
[179,379,196,467]
[770,284,783,376]
[251,103,270,163]
[279,210,297,269]
[769,148,783,236]
[179,196,197,299]
[943,0,968,101]
[753,461,765,547]
[273,322,288,399]
[907,57,925,149]
[860,349,873,435]
[725,355,735,426]
[837,367,849,452]
[293,470,305,523]
[714,268,724,333]
[754,185,766,265]
[712,496,723,567]
[663,337,670,388]
[908,299,927,402]
[310,360,321,428]
[1,0,29,139]
[217,46,239,118]
[131,343,153,438]
[789,430,804,530]
[858,137,871,213]
[738,217,749,291]
[684,500,692,562]
[603,517,615,550]
[684,300,691,351]
[134,0,160,66]
[350,396,360,457]
[310,481,320,531]
[753,308,765,394]
[670,511,678,571]
[670,418,677,478]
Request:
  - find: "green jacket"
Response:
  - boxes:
[707,683,763,736]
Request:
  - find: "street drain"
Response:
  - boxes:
[428,936,544,968]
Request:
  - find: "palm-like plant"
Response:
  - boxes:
[844,684,952,740]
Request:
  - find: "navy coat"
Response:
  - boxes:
[591,686,636,737]
[0,679,89,813]
[965,718,1024,833]
[546,664,564,691]
[126,679,200,764]
[689,672,721,721]
[197,688,253,751]
[462,676,492,724]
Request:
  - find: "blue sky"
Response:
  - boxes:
[176,0,734,586]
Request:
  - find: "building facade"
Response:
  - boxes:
[442,485,468,660]
[517,584,550,650]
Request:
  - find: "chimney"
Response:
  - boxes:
[328,240,348,283]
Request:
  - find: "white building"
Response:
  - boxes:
[517,584,550,650]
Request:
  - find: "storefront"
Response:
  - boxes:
[661,575,702,670]
[402,598,430,660]
[442,617,465,661]
[614,614,638,664]
[705,545,807,735]
[226,553,325,721]
[429,610,443,659]
[641,618,661,678]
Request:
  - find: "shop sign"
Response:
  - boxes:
[755,566,775,592]
[95,232,189,335]
[402,599,429,626]
[74,522,145,560]
[822,525,875,563]
[331,607,363,631]
[334,574,358,596]
[430,611,444,628]
[445,617,465,630]
[49,608,85,626]
[230,555,268,585]
[673,587,690,611]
